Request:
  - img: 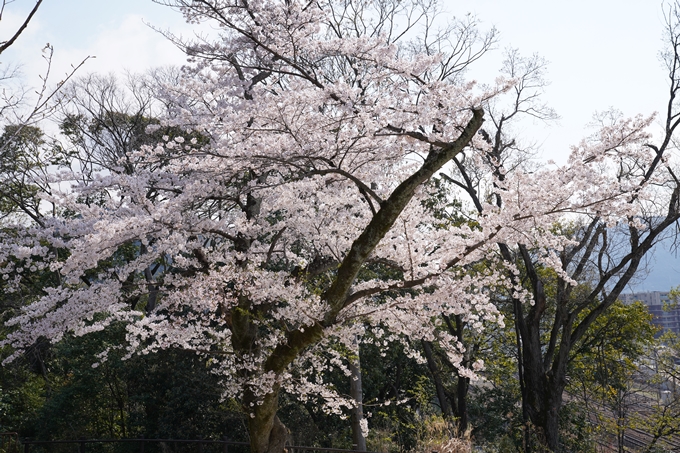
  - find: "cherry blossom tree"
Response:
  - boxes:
[443,5,680,450]
[0,1,668,452]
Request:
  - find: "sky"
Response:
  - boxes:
[1,0,672,162]
[1,0,189,81]
[2,0,679,290]
[465,1,670,162]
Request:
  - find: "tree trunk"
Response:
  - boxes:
[455,373,469,433]
[451,314,470,433]
[245,385,289,453]
[349,353,367,451]
[515,307,569,452]
[232,301,290,453]
[422,340,453,419]
[544,386,564,452]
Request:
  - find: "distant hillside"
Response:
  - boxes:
[626,236,680,292]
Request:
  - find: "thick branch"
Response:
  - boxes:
[0,0,43,55]
[321,108,484,323]
[263,108,484,374]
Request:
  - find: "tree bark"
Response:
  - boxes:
[244,385,289,453]
[422,341,452,418]
[455,373,469,433]
[349,353,367,451]
[451,315,470,432]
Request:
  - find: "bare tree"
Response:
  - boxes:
[0,0,43,55]
[0,1,91,224]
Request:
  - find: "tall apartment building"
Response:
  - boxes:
[620,291,680,334]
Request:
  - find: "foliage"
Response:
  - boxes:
[0,125,46,223]
[566,301,657,452]
[1,324,247,441]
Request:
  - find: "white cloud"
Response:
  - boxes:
[71,14,188,75]
[0,3,194,134]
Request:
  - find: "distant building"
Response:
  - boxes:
[620,291,680,334]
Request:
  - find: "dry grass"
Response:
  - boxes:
[411,416,472,453]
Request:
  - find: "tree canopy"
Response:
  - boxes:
[2,1,680,452]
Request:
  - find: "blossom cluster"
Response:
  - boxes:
[0,0,670,420]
